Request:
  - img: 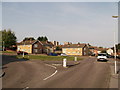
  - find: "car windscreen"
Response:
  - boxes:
[98,54,106,56]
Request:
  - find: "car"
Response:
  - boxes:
[97,53,107,61]
[116,55,120,59]
[106,54,112,58]
[17,51,28,55]
[60,53,67,56]
[48,53,58,56]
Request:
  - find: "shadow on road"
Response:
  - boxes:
[67,62,80,68]
[2,55,29,66]
[97,59,109,62]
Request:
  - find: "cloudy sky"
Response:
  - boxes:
[2,1,119,47]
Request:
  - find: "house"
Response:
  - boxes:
[40,41,54,54]
[89,46,107,56]
[62,43,90,56]
[52,41,59,46]
[17,40,54,54]
[106,48,113,55]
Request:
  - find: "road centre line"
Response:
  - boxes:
[43,64,58,80]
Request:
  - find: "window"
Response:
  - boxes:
[34,49,38,53]
[34,44,38,48]
[84,48,86,51]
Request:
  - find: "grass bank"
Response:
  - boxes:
[2,50,16,54]
[16,55,82,61]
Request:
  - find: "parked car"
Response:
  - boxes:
[17,51,28,55]
[106,54,113,58]
[60,53,67,56]
[97,53,107,61]
[48,53,58,56]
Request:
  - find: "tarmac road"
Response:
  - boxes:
[2,56,111,88]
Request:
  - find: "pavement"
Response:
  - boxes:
[108,58,119,88]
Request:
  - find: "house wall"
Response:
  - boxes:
[17,45,32,53]
[32,41,43,54]
[82,46,90,56]
[62,48,83,56]
[107,49,113,55]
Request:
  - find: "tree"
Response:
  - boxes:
[101,50,107,53]
[23,37,35,41]
[37,36,48,41]
[56,46,61,50]
[2,29,17,49]
[116,43,120,52]
[44,36,48,41]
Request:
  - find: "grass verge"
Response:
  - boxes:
[16,55,82,61]
[2,51,16,54]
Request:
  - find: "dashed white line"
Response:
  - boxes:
[43,64,57,80]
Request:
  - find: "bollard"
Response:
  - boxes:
[74,57,77,61]
[63,58,67,67]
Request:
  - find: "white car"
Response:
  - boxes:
[97,53,107,61]
[60,53,67,56]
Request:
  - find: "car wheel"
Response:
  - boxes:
[97,59,99,61]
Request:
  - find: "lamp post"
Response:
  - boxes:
[112,15,119,74]
[3,41,5,51]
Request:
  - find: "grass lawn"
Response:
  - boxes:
[2,50,16,54]
[16,55,82,61]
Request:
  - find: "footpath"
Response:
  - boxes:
[108,58,119,89]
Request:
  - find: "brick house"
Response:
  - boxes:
[17,40,54,54]
[62,43,90,56]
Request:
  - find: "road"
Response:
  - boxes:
[2,55,111,88]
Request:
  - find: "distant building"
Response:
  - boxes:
[52,41,59,46]
[17,40,54,54]
[89,46,107,55]
[62,43,90,56]
[64,42,72,45]
[106,48,113,55]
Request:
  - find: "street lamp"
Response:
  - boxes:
[2,41,4,51]
[112,15,119,74]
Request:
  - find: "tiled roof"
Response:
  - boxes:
[17,40,37,45]
[62,44,86,48]
[41,41,54,46]
[17,40,54,47]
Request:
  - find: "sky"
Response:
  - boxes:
[1,1,119,48]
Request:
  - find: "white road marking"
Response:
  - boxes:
[23,87,29,90]
[43,64,57,80]
[45,64,57,69]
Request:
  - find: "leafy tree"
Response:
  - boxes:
[56,46,61,50]
[37,36,48,41]
[2,29,17,49]
[116,43,120,49]
[44,36,48,41]
[101,50,107,53]
[116,43,120,52]
[23,37,35,41]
